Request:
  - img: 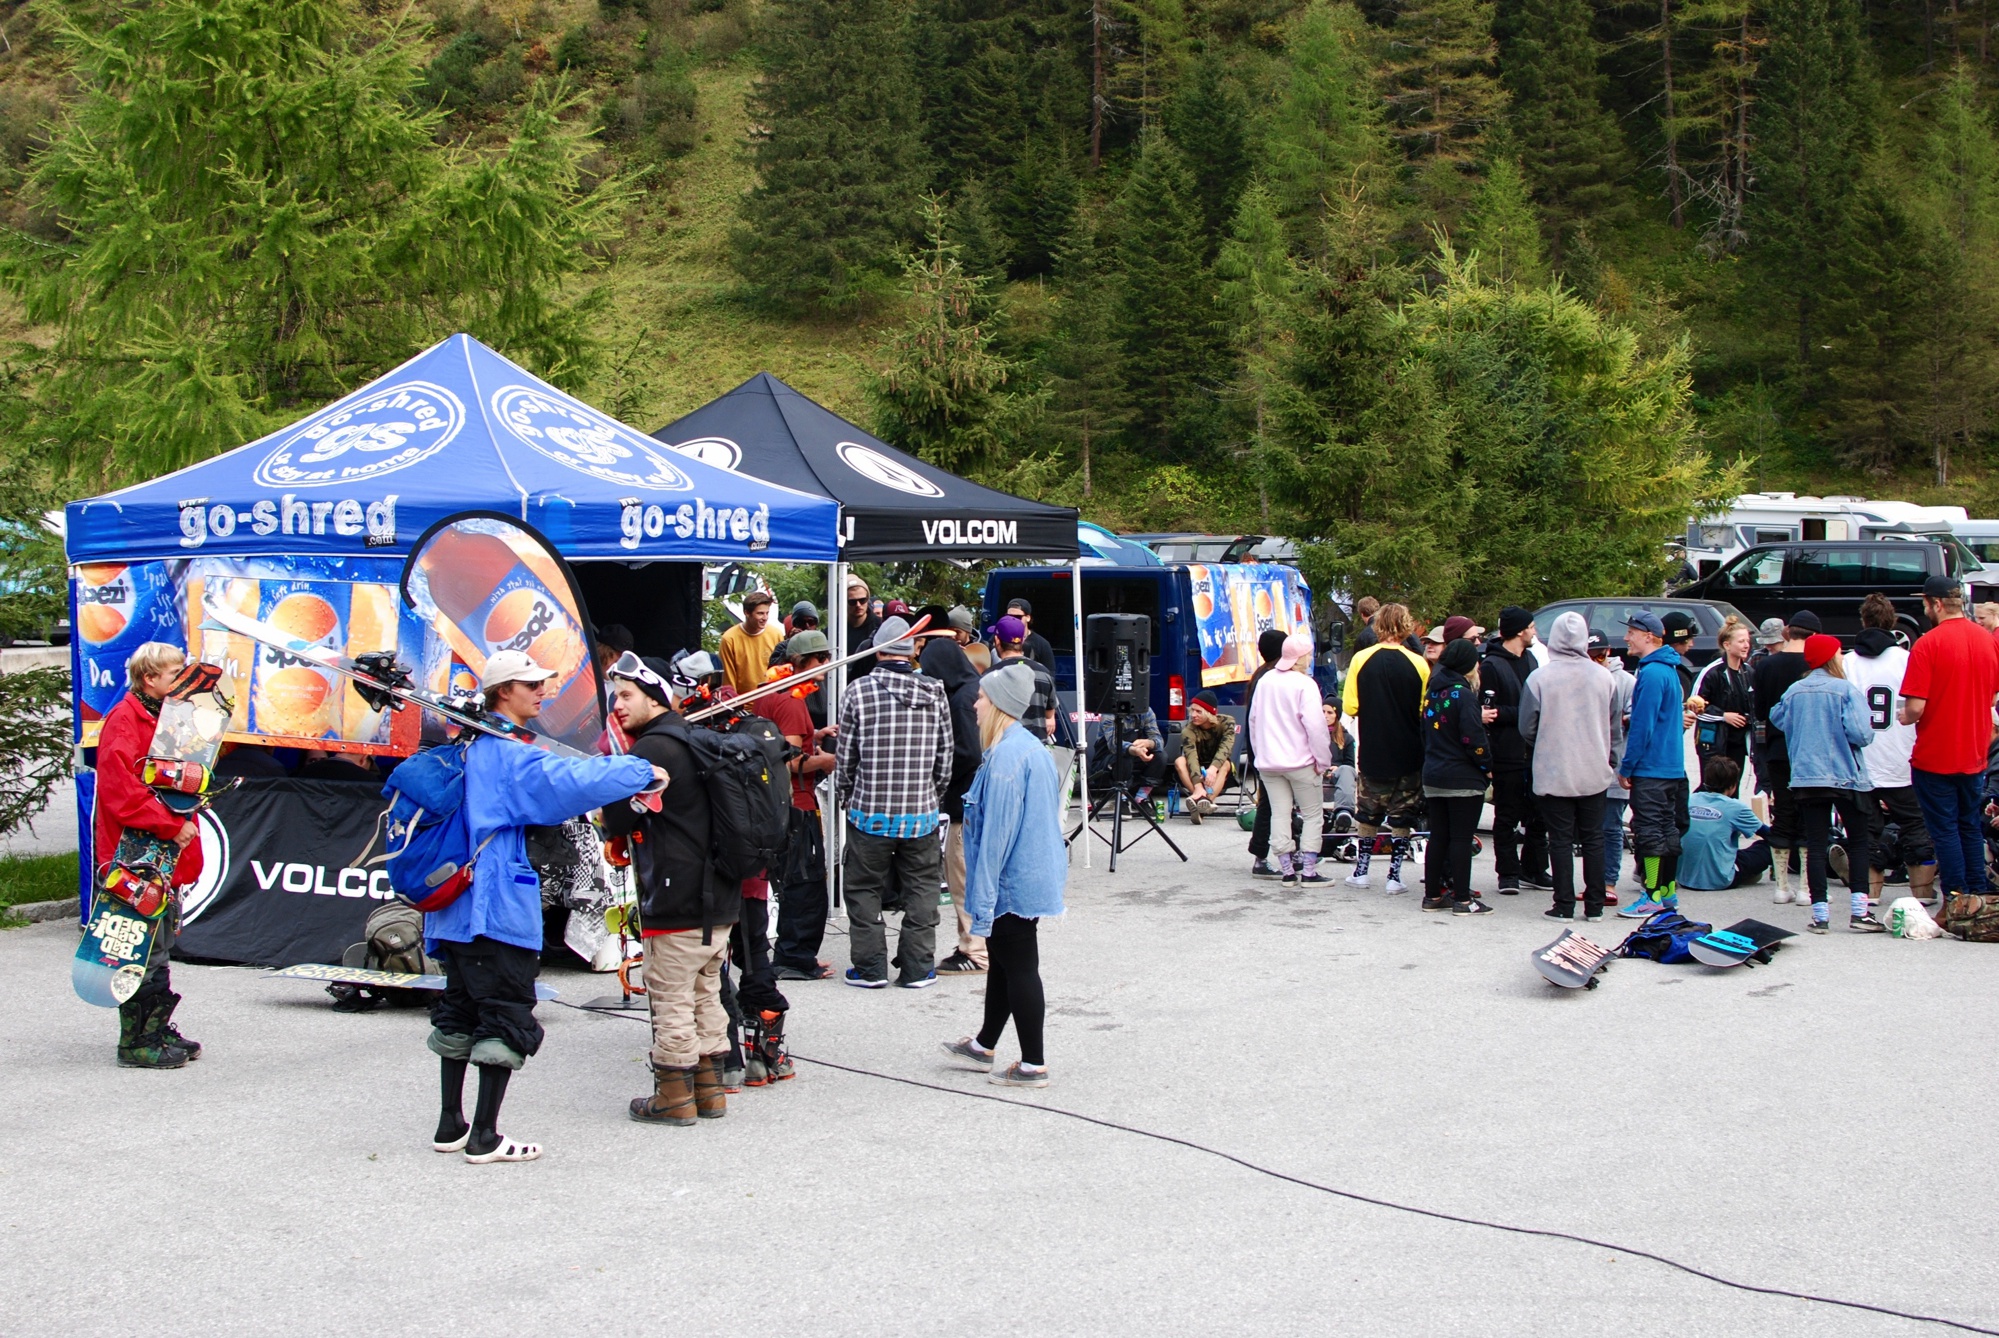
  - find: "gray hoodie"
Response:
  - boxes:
[1603,653,1634,799]
[1519,611,1619,798]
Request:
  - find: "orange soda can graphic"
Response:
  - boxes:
[249,584,348,739]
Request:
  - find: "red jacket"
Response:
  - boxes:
[93,691,203,886]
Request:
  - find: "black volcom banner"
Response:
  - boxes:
[171,778,389,968]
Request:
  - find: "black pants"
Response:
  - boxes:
[1764,753,1799,849]
[1248,771,1272,860]
[773,808,828,974]
[1796,787,1872,905]
[1426,796,1483,904]
[1490,770,1547,880]
[1539,792,1606,917]
[432,937,544,1063]
[731,894,789,1016]
[842,825,941,985]
[976,914,1045,1066]
[1733,839,1774,887]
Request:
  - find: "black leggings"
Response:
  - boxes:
[976,914,1045,1066]
[1796,787,1872,904]
[1425,796,1483,903]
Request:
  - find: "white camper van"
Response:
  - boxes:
[1681,493,1973,578]
[1951,518,1999,601]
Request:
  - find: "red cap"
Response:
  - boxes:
[1803,633,1842,670]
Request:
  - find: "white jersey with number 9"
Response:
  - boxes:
[1843,644,1915,789]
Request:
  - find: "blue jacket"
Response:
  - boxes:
[1769,670,1872,791]
[961,723,1067,937]
[1619,646,1688,780]
[426,737,653,954]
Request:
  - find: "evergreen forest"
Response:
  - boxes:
[0,0,1996,611]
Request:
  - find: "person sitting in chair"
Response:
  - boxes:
[1172,691,1236,822]
[1090,702,1167,811]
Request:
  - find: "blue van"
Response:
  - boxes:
[982,562,1320,728]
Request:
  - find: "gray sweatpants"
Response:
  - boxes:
[843,824,942,984]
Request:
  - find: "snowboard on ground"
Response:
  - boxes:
[1688,918,1795,968]
[72,897,162,1008]
[268,962,560,1000]
[1531,928,1615,989]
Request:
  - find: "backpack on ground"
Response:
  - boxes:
[1616,910,1714,964]
[352,741,493,913]
[360,897,437,975]
[1941,893,1999,942]
[662,716,791,882]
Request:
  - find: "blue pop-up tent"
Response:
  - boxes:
[66,334,840,564]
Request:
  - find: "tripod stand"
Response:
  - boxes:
[1072,712,1188,872]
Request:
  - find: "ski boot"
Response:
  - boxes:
[754,1009,793,1082]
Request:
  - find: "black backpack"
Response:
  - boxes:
[662,715,792,882]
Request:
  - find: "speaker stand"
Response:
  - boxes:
[1071,714,1189,871]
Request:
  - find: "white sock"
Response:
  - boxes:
[1017,1061,1046,1072]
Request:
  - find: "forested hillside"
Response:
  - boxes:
[0,0,1993,610]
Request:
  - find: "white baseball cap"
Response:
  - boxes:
[480,650,557,691]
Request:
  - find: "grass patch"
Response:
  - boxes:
[0,851,79,908]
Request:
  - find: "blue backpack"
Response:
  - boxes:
[354,742,493,913]
[1615,909,1714,965]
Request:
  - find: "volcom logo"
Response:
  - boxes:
[492,385,694,492]
[252,860,396,900]
[835,441,943,497]
[665,436,744,471]
[254,382,464,487]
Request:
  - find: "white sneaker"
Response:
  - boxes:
[1772,868,1793,904]
[1343,869,1372,889]
[1385,875,1408,895]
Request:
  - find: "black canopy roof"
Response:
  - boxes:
[652,373,1079,562]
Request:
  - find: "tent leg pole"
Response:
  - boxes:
[1073,557,1089,870]
[827,560,846,920]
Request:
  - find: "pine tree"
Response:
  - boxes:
[1042,218,1133,498]
[1215,180,1300,527]
[1678,0,1763,253]
[949,177,1011,303]
[998,134,1082,278]
[1383,0,1506,212]
[1460,155,1547,285]
[1114,128,1218,453]
[1748,0,1873,372]
[0,0,622,485]
[1264,1,1397,261]
[735,0,929,313]
[868,197,1041,473]
[1495,0,1632,256]
[1166,52,1253,247]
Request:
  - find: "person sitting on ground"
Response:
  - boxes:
[1248,632,1333,887]
[718,591,782,697]
[836,617,955,989]
[599,654,742,1123]
[1680,756,1773,891]
[1172,690,1237,822]
[942,662,1068,1088]
[427,651,660,1162]
[1341,603,1430,895]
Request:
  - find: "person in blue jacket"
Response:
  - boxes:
[1617,612,1692,918]
[940,663,1067,1088]
[426,650,659,1165]
[1769,634,1877,934]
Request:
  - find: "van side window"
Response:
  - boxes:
[1727,549,1785,586]
[1866,547,1929,583]
[1793,549,1869,585]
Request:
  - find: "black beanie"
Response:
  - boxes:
[1258,629,1288,663]
[1440,639,1479,674]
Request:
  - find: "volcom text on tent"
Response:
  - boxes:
[922,518,1018,546]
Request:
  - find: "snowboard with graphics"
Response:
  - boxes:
[1688,918,1795,968]
[268,962,559,1000]
[1531,928,1615,989]
[72,896,163,1008]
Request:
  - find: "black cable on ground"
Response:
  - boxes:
[558,998,1998,1335]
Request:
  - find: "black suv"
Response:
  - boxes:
[1674,540,1966,639]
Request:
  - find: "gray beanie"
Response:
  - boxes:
[983,661,1036,720]
[872,615,915,655]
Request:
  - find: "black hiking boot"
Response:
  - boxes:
[116,997,189,1069]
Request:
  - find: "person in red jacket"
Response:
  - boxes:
[93,642,207,1068]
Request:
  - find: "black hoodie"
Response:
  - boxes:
[599,710,738,938]
[1479,639,1537,771]
[919,636,983,820]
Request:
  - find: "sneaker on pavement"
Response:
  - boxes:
[1522,874,1556,891]
[1454,899,1496,916]
[1343,871,1371,889]
[1829,844,1850,885]
[1384,875,1408,895]
[990,1062,1050,1088]
[1543,907,1574,920]
[1849,912,1888,933]
[1253,861,1281,879]
[1584,911,1605,921]
[899,971,939,989]
[936,951,986,975]
[1806,918,1829,934]
[778,962,835,981]
[844,968,889,989]
[1617,896,1662,919]
[1188,807,1204,825]
[1421,895,1451,911]
[942,1037,995,1068]
[1497,877,1520,896]
[1298,869,1330,885]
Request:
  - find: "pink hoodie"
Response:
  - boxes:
[1248,664,1332,773]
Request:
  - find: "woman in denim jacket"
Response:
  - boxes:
[942,662,1067,1087]
[1769,634,1878,934]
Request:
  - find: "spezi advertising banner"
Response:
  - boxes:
[1186,562,1313,688]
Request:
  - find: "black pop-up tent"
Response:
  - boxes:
[651,373,1079,561]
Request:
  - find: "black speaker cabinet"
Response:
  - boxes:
[1084,613,1152,715]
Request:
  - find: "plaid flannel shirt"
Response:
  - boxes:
[836,661,953,838]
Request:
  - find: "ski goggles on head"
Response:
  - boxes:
[607,651,673,701]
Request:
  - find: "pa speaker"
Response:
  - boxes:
[1084,613,1151,715]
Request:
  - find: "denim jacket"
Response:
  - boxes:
[1768,669,1872,791]
[960,723,1067,936]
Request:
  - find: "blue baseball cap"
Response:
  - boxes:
[1625,611,1666,636]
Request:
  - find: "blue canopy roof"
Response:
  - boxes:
[66,335,840,565]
